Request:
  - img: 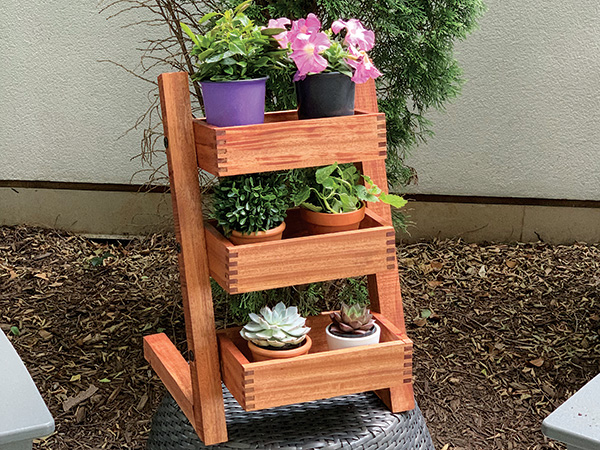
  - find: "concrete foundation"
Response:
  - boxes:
[1,187,598,244]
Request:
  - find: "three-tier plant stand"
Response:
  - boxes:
[143,71,415,445]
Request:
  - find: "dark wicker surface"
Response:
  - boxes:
[147,387,434,450]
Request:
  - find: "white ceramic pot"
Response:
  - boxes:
[325,323,381,350]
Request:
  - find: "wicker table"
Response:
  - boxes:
[147,387,434,450]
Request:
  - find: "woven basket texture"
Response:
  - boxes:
[147,386,434,450]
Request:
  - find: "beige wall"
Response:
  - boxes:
[0,0,164,185]
[406,0,600,201]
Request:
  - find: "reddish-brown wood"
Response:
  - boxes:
[217,314,412,411]
[355,79,415,412]
[205,209,395,294]
[193,110,386,177]
[158,72,227,445]
[153,72,414,445]
[143,334,194,422]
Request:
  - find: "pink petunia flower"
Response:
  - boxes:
[346,46,381,84]
[288,13,322,42]
[265,17,291,48]
[290,31,331,81]
[331,18,375,52]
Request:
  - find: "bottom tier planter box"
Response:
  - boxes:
[205,208,396,294]
[217,313,412,411]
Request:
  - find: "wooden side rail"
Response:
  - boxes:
[143,334,194,423]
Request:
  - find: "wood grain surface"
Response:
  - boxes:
[355,79,415,412]
[193,110,386,176]
[158,72,227,444]
[217,314,413,411]
[143,333,193,422]
[205,209,395,294]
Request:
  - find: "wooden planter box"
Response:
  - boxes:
[205,208,396,294]
[217,313,413,411]
[193,110,387,177]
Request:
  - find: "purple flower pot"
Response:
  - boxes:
[200,77,268,127]
[295,72,355,120]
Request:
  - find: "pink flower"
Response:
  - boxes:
[331,19,375,52]
[265,17,291,48]
[346,46,381,84]
[288,13,322,42]
[290,31,331,81]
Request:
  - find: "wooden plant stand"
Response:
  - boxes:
[143,72,415,445]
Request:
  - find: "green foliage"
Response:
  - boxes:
[211,277,368,324]
[212,172,289,235]
[182,0,287,81]
[231,0,486,185]
[321,39,353,77]
[337,277,369,306]
[293,163,407,213]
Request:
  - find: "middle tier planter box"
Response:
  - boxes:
[217,313,413,411]
[205,208,396,294]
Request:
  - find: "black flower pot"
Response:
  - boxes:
[295,72,356,120]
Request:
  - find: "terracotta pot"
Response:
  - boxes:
[300,205,366,235]
[229,221,286,245]
[247,336,312,362]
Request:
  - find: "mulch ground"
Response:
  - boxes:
[0,225,598,450]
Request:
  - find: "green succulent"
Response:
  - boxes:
[240,302,311,348]
[329,302,375,336]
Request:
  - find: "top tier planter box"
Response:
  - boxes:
[193,109,387,177]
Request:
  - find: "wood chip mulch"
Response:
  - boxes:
[0,226,598,450]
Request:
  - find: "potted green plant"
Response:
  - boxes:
[240,302,312,361]
[326,303,380,350]
[264,14,381,119]
[292,163,407,234]
[181,1,287,127]
[212,173,289,245]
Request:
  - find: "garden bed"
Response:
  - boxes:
[1,225,598,449]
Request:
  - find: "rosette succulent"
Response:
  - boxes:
[240,302,311,348]
[329,303,375,335]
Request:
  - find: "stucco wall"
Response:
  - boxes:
[2,1,599,200]
[405,0,600,201]
[0,0,161,184]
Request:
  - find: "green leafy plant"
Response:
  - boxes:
[337,277,369,307]
[293,163,407,213]
[181,0,287,82]
[329,302,375,336]
[212,173,289,235]
[240,302,311,348]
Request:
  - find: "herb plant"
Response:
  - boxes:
[293,163,407,213]
[212,173,289,235]
[181,1,287,82]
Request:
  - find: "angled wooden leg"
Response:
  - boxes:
[158,72,227,445]
[356,81,415,413]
